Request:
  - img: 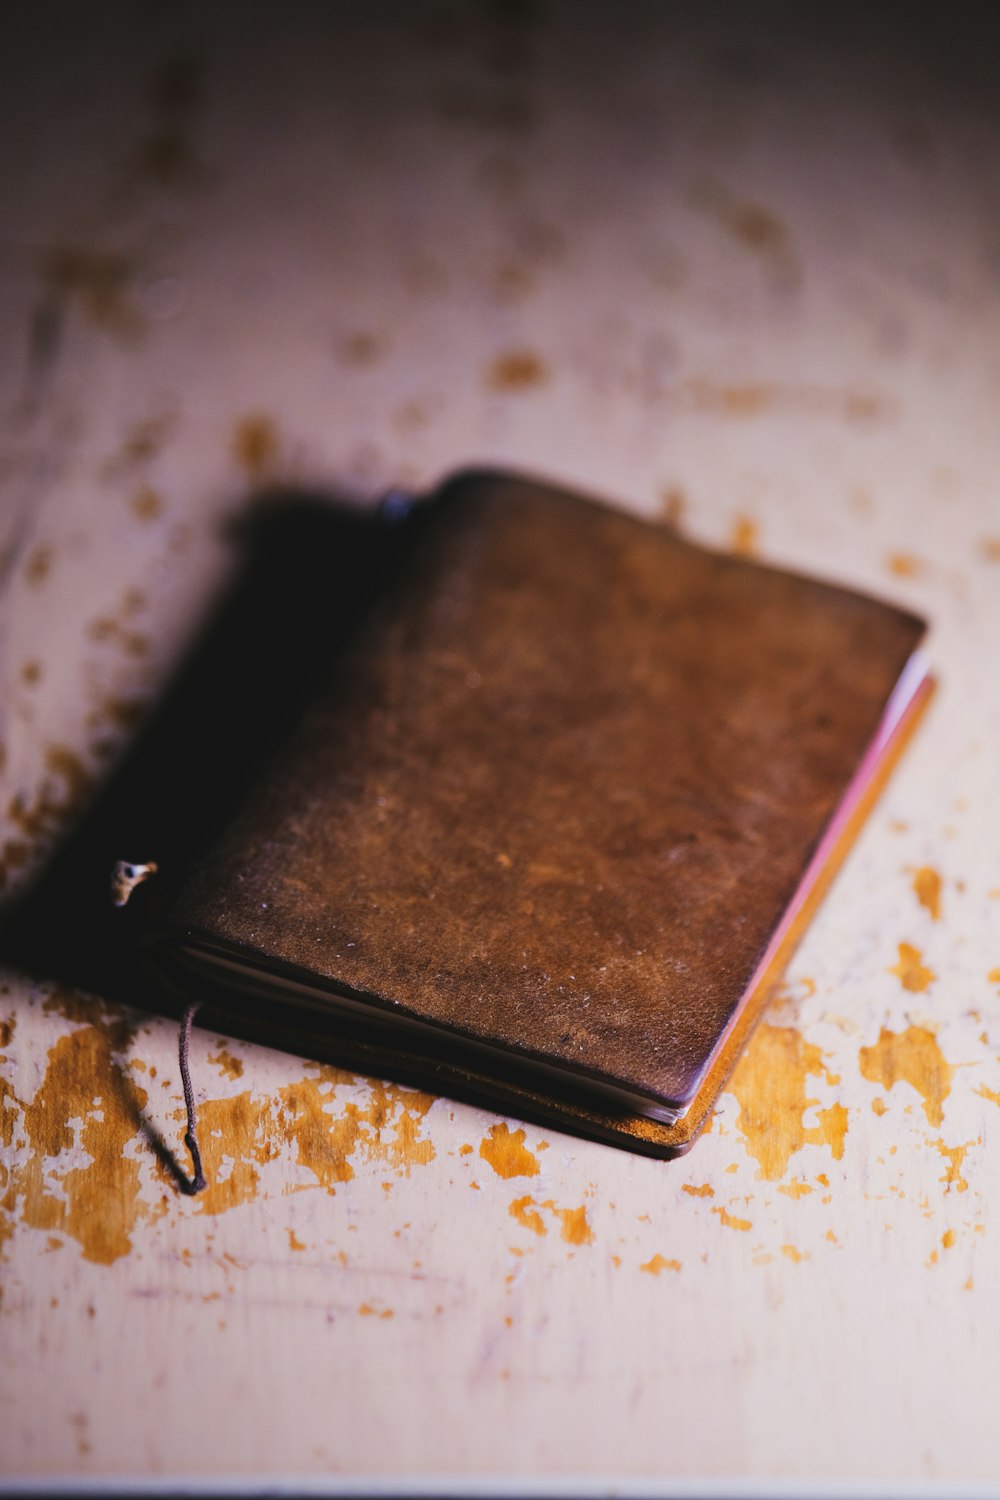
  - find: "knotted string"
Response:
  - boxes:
[178,1003,207,1194]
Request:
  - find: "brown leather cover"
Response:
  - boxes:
[146,470,928,1154]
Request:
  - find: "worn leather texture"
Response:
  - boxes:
[149,470,927,1146]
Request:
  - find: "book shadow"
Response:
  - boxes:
[2,489,413,1186]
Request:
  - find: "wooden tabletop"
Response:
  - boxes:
[2,3,999,1493]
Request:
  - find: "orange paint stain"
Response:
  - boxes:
[976,1084,1000,1108]
[486,349,549,392]
[641,1254,681,1275]
[941,1229,956,1250]
[781,1244,809,1263]
[727,200,789,256]
[988,968,1000,987]
[825,1229,838,1244]
[889,942,935,992]
[130,486,164,522]
[358,1303,394,1319]
[40,246,144,343]
[933,1138,972,1193]
[479,1123,540,1179]
[681,1183,714,1198]
[777,1179,813,1200]
[208,1047,244,1080]
[2,995,148,1264]
[681,378,887,423]
[912,867,943,921]
[508,1195,546,1235]
[2,745,95,890]
[340,330,388,367]
[729,515,759,557]
[4,1008,439,1244]
[232,413,279,481]
[24,545,53,586]
[726,1023,847,1181]
[859,1026,953,1127]
[872,1097,888,1116]
[543,1201,594,1246]
[712,1206,751,1232]
[288,1229,306,1252]
[887,552,923,578]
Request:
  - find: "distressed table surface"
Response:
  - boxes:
[2,3,1000,1493]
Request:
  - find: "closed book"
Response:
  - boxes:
[143,469,931,1156]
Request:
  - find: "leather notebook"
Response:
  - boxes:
[142,469,931,1156]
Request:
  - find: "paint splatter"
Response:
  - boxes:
[358,1303,393,1319]
[507,1195,592,1244]
[232,414,279,481]
[941,1229,956,1250]
[24,546,52,586]
[209,1047,244,1080]
[39,246,144,343]
[641,1254,681,1274]
[486,349,548,391]
[130,486,164,522]
[479,1123,540,1179]
[712,1206,752,1232]
[509,1195,546,1235]
[889,942,935,992]
[544,1202,593,1246]
[725,201,790,262]
[912,867,942,921]
[858,1026,953,1127]
[726,1023,848,1181]
[0,995,149,1264]
[977,1084,1000,1108]
[340,331,388,366]
[1,991,439,1256]
[689,180,800,287]
[188,1070,438,1217]
[933,1139,973,1193]
[777,1179,813,1200]
[887,552,922,578]
[101,414,174,478]
[781,1244,808,1264]
[681,1183,714,1198]
[729,515,759,557]
[288,1228,306,1251]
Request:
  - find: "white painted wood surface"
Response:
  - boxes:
[2,4,1000,1491]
